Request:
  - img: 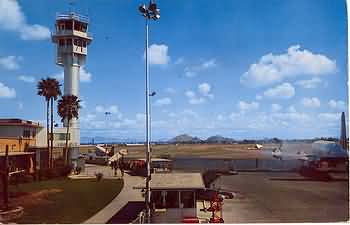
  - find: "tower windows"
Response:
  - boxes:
[59,39,65,46]
[65,21,73,30]
[66,39,72,46]
[58,22,65,31]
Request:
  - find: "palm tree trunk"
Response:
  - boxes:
[46,100,50,168]
[65,119,70,166]
[50,98,54,169]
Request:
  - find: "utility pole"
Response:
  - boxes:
[138,1,160,223]
[2,145,9,210]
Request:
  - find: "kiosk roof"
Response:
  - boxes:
[150,173,205,190]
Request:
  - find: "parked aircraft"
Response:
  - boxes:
[272,112,348,179]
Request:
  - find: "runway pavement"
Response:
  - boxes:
[214,172,349,223]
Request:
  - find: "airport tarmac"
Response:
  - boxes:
[214,172,349,223]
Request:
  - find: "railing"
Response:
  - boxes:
[56,12,89,23]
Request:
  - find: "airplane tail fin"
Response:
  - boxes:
[340,112,347,150]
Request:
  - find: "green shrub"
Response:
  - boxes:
[74,167,82,175]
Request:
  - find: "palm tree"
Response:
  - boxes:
[37,78,61,168]
[57,95,81,165]
[49,79,61,168]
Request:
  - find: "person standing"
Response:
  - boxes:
[113,160,119,177]
[119,158,124,177]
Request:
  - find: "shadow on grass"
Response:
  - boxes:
[107,201,145,224]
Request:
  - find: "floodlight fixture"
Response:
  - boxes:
[139,4,147,15]
[149,3,157,12]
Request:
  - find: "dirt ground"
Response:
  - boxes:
[8,189,63,208]
[118,143,274,159]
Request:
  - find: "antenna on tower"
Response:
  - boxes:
[68,0,76,12]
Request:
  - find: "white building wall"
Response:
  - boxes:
[36,127,80,147]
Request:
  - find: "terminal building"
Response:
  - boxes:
[0,119,42,153]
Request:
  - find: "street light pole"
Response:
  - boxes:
[145,16,151,224]
[138,1,160,223]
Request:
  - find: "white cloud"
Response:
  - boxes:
[263,82,295,99]
[189,97,205,105]
[184,58,217,78]
[255,95,262,100]
[202,59,217,69]
[80,67,92,82]
[185,90,205,105]
[174,57,184,65]
[287,105,297,113]
[328,100,346,110]
[185,90,195,98]
[20,24,51,40]
[301,97,321,108]
[168,112,176,117]
[0,82,16,98]
[182,109,198,117]
[240,45,337,87]
[0,0,50,40]
[318,113,340,122]
[165,87,176,94]
[198,82,214,99]
[96,105,119,113]
[80,100,87,109]
[80,113,96,123]
[0,56,21,70]
[238,101,259,112]
[185,83,214,105]
[184,69,197,78]
[295,77,323,89]
[17,101,23,110]
[18,75,35,83]
[198,83,211,95]
[145,44,170,65]
[154,97,172,106]
[216,114,224,121]
[136,113,146,121]
[271,104,282,112]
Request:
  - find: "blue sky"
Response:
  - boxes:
[0,0,348,141]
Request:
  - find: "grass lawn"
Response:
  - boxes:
[9,178,124,224]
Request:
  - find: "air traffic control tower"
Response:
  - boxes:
[51,12,92,149]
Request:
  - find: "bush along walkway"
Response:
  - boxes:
[83,164,145,224]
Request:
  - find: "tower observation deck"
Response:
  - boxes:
[51,12,93,130]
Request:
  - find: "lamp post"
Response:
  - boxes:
[138,1,160,223]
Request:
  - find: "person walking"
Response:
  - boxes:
[119,158,124,178]
[113,160,119,177]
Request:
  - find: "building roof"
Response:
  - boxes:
[150,173,205,190]
[137,158,172,162]
[0,152,35,157]
[0,119,42,128]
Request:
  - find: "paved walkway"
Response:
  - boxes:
[71,164,145,224]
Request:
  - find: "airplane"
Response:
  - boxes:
[271,112,349,179]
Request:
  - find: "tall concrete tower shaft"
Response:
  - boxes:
[52,12,93,131]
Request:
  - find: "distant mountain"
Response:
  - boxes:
[168,134,202,143]
[206,135,235,144]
